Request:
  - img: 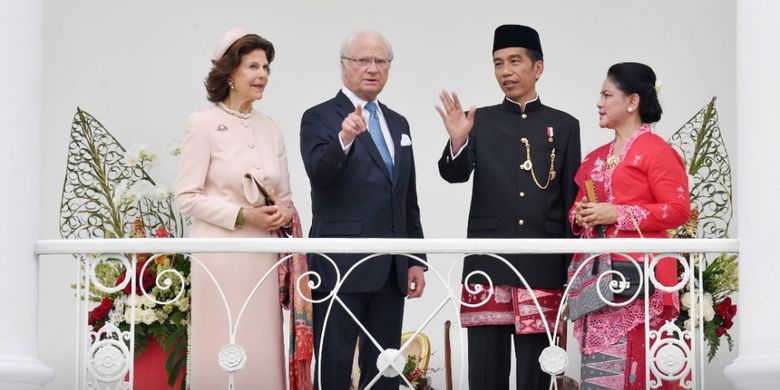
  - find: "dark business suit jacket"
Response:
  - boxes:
[439,97,581,289]
[300,90,425,294]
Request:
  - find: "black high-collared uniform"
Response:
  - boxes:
[439,96,580,390]
[439,96,580,286]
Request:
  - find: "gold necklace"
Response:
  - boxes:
[606,155,620,170]
[519,137,556,190]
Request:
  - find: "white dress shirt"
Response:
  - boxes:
[339,87,395,162]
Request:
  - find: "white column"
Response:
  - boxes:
[725,1,780,388]
[0,0,55,388]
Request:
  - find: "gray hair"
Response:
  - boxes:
[339,30,394,61]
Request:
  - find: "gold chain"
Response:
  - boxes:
[520,137,556,190]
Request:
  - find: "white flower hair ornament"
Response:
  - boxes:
[654,80,664,94]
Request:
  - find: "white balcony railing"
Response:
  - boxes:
[35,237,739,390]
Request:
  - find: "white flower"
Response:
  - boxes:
[109,310,124,324]
[177,297,190,312]
[114,298,125,312]
[138,295,155,308]
[129,181,154,200]
[124,307,144,324]
[702,293,715,321]
[123,143,159,168]
[151,185,172,202]
[141,309,157,325]
[683,290,715,328]
[654,80,663,94]
[681,291,691,309]
[113,182,136,205]
[168,140,181,157]
[141,150,158,164]
[157,310,169,321]
[122,153,140,167]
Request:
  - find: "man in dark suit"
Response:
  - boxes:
[437,25,581,389]
[300,30,426,390]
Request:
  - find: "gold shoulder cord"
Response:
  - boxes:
[520,137,556,190]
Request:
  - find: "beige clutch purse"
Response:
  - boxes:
[242,173,273,207]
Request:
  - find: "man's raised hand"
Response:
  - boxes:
[435,90,476,151]
[339,104,367,145]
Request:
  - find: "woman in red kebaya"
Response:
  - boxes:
[568,62,691,390]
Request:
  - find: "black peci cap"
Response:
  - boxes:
[493,24,542,56]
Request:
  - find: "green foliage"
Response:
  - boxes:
[60,107,183,241]
[668,97,733,239]
[60,108,189,388]
[668,97,738,362]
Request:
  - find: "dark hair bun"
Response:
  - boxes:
[607,62,662,123]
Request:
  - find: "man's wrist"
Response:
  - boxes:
[339,131,355,152]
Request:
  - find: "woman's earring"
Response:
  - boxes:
[228,79,235,90]
[627,106,634,113]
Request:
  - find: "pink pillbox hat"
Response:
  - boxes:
[212,27,250,61]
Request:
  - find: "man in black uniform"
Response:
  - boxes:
[437,25,581,389]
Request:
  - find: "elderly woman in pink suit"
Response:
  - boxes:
[175,29,293,389]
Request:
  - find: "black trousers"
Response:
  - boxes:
[312,265,405,390]
[468,325,551,390]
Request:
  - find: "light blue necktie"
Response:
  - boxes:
[364,101,394,179]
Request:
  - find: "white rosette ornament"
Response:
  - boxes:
[538,345,568,376]
[375,348,406,377]
[218,343,247,373]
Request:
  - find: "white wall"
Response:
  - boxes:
[37,0,737,388]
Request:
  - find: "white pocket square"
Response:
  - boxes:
[400,134,412,146]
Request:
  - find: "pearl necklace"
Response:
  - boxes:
[217,102,252,120]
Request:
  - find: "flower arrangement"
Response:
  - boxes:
[61,108,189,388]
[402,353,438,390]
[667,97,738,362]
[81,218,191,381]
[673,248,738,361]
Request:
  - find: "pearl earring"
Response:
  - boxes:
[228,80,235,90]
[627,106,634,113]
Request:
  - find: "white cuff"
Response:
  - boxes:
[339,133,353,154]
[450,138,469,159]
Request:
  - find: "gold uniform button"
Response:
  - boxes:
[519,192,526,198]
[521,113,528,119]
[518,219,525,226]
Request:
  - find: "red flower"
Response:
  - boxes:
[407,368,424,382]
[715,297,738,321]
[716,326,726,337]
[723,318,734,330]
[88,297,113,326]
[715,303,729,319]
[155,226,169,238]
[116,265,156,295]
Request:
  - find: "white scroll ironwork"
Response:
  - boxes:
[44,238,736,389]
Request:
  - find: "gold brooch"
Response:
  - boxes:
[606,155,620,169]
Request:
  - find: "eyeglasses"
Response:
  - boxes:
[341,57,392,69]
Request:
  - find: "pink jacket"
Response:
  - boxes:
[175,105,292,238]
